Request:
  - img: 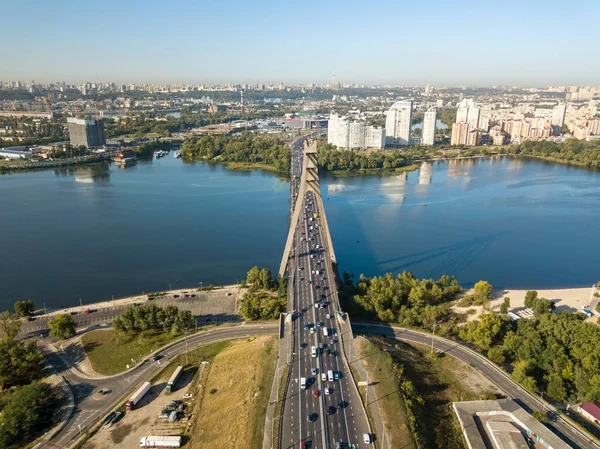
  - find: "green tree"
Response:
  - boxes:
[48,314,76,339]
[473,280,493,305]
[500,296,510,314]
[0,382,56,447]
[487,346,506,364]
[0,312,21,338]
[524,290,538,308]
[14,299,35,317]
[0,338,43,388]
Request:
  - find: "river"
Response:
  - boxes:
[1,156,598,311]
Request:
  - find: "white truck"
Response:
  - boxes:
[139,436,181,447]
[300,377,307,390]
[127,381,151,411]
[323,327,329,337]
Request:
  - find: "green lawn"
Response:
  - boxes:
[81,329,187,376]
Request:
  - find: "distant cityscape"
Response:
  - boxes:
[0,78,599,161]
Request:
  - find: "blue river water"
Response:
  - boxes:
[0,156,598,310]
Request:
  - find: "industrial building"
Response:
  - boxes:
[453,399,571,449]
[67,117,106,148]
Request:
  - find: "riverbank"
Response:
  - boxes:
[31,284,243,319]
[0,153,110,173]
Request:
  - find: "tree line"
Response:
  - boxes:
[113,304,195,336]
[182,133,291,172]
[505,139,600,167]
[316,140,411,172]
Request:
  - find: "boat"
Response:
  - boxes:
[173,150,182,159]
[113,150,137,166]
[153,150,167,159]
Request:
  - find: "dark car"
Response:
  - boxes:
[325,406,335,415]
[307,413,318,422]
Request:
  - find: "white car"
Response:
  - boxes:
[183,393,193,399]
[324,387,331,395]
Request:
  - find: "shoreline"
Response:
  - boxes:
[30,283,243,320]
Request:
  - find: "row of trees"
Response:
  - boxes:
[182,133,291,172]
[317,140,410,171]
[504,139,600,167]
[113,304,195,336]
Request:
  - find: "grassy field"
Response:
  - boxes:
[355,337,416,449]
[369,337,501,449]
[81,329,186,376]
[190,336,277,449]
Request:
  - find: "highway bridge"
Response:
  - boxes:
[278,139,371,449]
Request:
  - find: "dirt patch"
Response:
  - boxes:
[189,335,277,449]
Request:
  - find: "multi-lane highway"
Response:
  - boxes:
[281,138,371,449]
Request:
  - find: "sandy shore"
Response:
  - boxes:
[454,284,599,320]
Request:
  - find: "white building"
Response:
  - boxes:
[552,104,566,128]
[385,100,413,146]
[456,99,480,130]
[422,108,436,146]
[327,115,385,150]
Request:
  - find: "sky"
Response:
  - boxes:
[1,0,599,86]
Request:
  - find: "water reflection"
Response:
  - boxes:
[418,162,432,185]
[73,165,111,184]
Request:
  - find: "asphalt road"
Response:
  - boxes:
[281,139,370,449]
[354,323,600,449]
[44,323,278,448]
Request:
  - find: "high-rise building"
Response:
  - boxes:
[574,125,591,140]
[451,121,470,145]
[467,129,482,146]
[385,100,413,146]
[422,108,436,146]
[551,104,566,133]
[467,107,480,130]
[327,115,385,150]
[67,118,106,148]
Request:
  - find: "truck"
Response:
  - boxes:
[582,308,593,318]
[139,436,181,448]
[300,377,307,390]
[127,381,151,411]
[166,366,183,393]
[323,327,329,337]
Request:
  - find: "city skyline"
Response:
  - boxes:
[1,0,598,85]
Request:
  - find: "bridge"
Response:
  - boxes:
[278,139,372,448]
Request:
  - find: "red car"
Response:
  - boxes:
[313,389,319,398]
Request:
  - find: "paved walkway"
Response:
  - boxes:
[263,331,288,449]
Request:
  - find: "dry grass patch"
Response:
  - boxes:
[189,335,277,449]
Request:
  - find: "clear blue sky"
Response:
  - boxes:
[1,0,598,86]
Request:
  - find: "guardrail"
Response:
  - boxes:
[278,274,296,449]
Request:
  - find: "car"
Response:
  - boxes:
[307,413,318,422]
[313,389,319,398]
[363,433,372,444]
[324,387,331,395]
[183,393,193,399]
[338,400,346,409]
[325,406,334,415]
[326,314,332,319]
[158,412,170,419]
[319,343,325,349]
[184,294,191,298]
[317,321,323,327]
[311,367,318,375]
[190,294,197,297]
[310,327,315,334]
[173,294,180,298]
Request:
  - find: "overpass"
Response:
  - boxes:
[278,139,371,448]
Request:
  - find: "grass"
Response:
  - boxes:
[81,329,188,376]
[222,161,287,173]
[190,336,277,449]
[355,337,416,449]
[371,337,500,449]
[272,364,289,449]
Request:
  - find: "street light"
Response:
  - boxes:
[431,320,442,356]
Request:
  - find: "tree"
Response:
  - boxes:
[488,346,506,364]
[0,338,43,388]
[0,312,21,338]
[473,280,492,305]
[0,382,56,448]
[524,290,538,309]
[500,297,510,314]
[48,314,76,339]
[14,299,35,317]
